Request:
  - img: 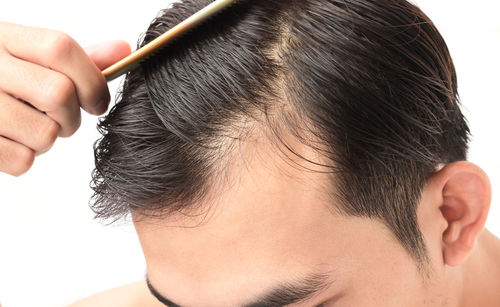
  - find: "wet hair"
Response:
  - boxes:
[91,0,469,269]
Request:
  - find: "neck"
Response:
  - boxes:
[458,228,500,307]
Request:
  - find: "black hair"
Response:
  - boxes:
[91,0,469,270]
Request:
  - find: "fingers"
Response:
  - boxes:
[0,21,110,115]
[0,54,81,137]
[0,21,127,176]
[0,135,35,177]
[85,40,132,70]
[0,91,60,154]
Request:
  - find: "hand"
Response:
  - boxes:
[0,21,131,176]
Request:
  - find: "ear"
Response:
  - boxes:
[427,161,492,266]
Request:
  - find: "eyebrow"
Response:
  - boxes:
[146,277,183,307]
[146,272,333,307]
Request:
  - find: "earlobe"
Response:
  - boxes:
[435,162,492,267]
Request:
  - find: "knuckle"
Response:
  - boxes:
[36,119,60,152]
[12,146,35,176]
[0,51,13,67]
[45,31,75,60]
[45,75,75,108]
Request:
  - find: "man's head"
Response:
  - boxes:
[91,0,492,305]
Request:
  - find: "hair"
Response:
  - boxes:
[91,0,469,270]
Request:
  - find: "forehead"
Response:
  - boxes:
[132,137,398,305]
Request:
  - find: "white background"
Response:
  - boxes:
[0,1,498,306]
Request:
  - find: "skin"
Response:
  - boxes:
[0,21,131,176]
[69,281,165,307]
[72,136,500,306]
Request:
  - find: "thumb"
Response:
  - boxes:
[85,40,131,70]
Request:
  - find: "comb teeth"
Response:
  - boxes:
[103,0,239,82]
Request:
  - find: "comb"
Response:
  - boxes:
[102,0,238,82]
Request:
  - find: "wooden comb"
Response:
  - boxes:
[102,0,238,82]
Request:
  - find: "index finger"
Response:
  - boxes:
[0,21,110,115]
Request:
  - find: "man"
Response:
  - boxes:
[2,0,498,306]
[73,0,500,305]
